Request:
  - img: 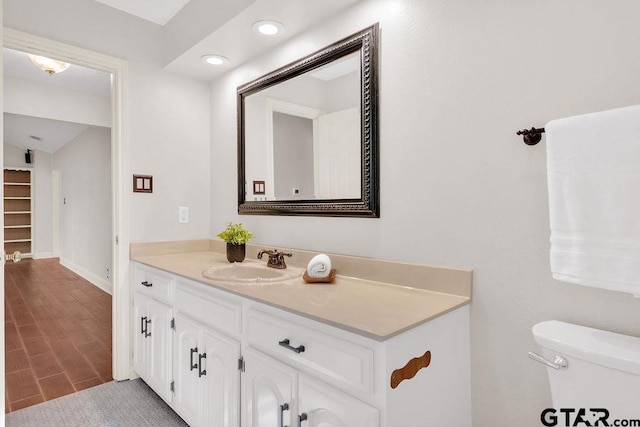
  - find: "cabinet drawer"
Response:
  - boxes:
[174,281,241,335]
[133,264,174,305]
[247,309,374,395]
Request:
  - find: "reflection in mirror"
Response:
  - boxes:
[238,24,379,217]
[245,52,361,201]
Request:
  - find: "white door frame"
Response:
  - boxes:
[3,28,131,381]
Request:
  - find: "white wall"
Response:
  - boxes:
[127,61,211,240]
[210,1,640,426]
[32,149,53,257]
[162,0,257,65]
[5,0,212,243]
[3,143,29,168]
[53,127,111,289]
[4,75,110,127]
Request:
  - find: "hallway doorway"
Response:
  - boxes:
[1,28,131,416]
[3,45,114,410]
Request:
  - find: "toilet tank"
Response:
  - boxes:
[532,320,640,421]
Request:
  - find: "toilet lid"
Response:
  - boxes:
[532,320,640,375]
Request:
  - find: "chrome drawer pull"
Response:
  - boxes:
[279,339,305,354]
[141,281,152,287]
[528,351,568,370]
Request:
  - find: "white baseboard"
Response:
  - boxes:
[60,257,113,295]
[33,252,58,260]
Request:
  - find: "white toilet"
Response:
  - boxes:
[531,320,640,421]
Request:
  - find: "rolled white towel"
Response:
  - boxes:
[307,254,331,278]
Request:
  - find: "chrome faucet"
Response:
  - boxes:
[257,249,292,269]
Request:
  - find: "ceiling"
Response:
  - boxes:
[2,0,362,153]
[93,0,193,26]
[3,48,111,154]
[3,47,111,97]
[4,113,93,154]
[87,0,361,78]
[164,0,362,81]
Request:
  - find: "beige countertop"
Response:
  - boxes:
[130,240,472,341]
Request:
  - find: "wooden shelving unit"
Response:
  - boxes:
[4,168,32,257]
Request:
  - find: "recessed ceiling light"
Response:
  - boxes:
[201,55,229,66]
[252,20,285,36]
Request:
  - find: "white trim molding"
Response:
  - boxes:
[32,252,58,259]
[60,257,113,295]
[3,27,132,381]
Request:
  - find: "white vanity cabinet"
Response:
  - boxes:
[132,261,471,427]
[241,348,378,427]
[242,307,378,426]
[132,266,173,404]
[133,264,242,427]
[298,374,379,427]
[240,348,296,427]
[238,303,471,427]
[172,283,241,427]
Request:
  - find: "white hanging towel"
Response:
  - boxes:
[546,104,640,295]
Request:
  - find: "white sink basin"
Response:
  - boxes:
[202,263,301,284]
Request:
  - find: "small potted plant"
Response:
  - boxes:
[217,222,253,263]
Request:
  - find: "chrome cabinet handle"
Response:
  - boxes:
[279,339,305,354]
[279,403,289,427]
[190,347,198,371]
[528,352,568,370]
[198,353,207,377]
[141,281,152,287]
[298,413,308,427]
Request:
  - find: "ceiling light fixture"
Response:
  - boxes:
[252,20,285,36]
[27,54,71,75]
[201,55,229,66]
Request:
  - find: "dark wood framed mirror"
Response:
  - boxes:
[237,23,379,217]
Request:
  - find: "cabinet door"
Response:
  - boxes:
[173,313,202,427]
[241,349,297,427]
[132,293,149,380]
[200,328,241,427]
[298,375,378,427]
[146,298,173,403]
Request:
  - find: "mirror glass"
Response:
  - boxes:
[244,51,361,201]
[238,24,379,217]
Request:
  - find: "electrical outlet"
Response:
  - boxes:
[106,267,110,280]
[178,206,189,224]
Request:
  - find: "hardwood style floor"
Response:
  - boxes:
[4,258,112,413]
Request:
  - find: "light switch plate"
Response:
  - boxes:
[178,206,189,223]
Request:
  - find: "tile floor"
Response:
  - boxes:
[4,258,112,413]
